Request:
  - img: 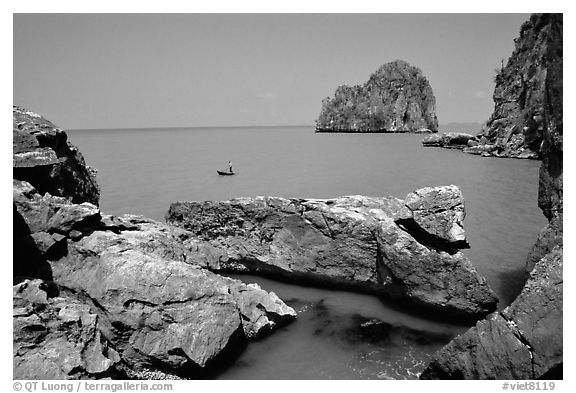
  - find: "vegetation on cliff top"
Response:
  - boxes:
[482,13,562,155]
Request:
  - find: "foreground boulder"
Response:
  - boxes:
[316,60,438,132]
[13,106,100,205]
[13,107,297,379]
[13,181,296,379]
[421,13,562,379]
[167,185,497,318]
[420,246,562,379]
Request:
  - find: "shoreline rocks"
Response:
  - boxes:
[420,13,562,379]
[13,179,297,379]
[13,106,100,205]
[421,14,562,161]
[13,108,296,380]
[477,14,562,160]
[422,132,539,159]
[167,186,498,318]
[420,246,562,379]
[316,60,438,133]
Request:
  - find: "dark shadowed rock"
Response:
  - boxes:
[13,106,100,205]
[167,187,497,318]
[420,313,533,379]
[525,215,562,273]
[316,60,438,132]
[421,246,562,379]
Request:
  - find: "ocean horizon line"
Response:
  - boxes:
[67,124,316,132]
[67,122,483,132]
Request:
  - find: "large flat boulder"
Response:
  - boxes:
[167,186,497,318]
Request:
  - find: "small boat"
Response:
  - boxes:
[217,170,235,176]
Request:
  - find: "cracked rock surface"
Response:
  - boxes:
[166,185,497,318]
[13,279,121,379]
[13,181,296,378]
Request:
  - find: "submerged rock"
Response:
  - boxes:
[167,186,497,318]
[316,60,438,132]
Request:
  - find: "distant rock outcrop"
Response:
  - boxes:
[166,186,498,319]
[420,13,562,380]
[13,109,296,379]
[316,60,438,133]
[421,133,476,149]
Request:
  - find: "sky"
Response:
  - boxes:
[13,13,532,129]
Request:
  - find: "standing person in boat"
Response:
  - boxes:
[228,161,233,173]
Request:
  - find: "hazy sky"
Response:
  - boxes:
[13,13,531,129]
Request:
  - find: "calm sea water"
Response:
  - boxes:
[68,126,546,379]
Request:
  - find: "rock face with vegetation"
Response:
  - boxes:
[422,14,562,160]
[316,60,438,133]
[167,186,497,318]
[13,108,296,379]
[420,13,562,380]
[478,14,562,159]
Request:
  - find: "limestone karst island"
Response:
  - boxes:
[315,60,438,133]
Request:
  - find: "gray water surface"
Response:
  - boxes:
[68,126,546,379]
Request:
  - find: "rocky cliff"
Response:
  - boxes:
[13,106,100,205]
[422,14,562,159]
[13,108,296,379]
[316,60,438,133]
[166,186,498,319]
[420,13,563,379]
